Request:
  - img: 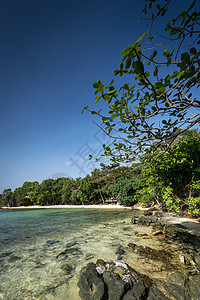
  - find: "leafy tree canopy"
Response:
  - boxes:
[83,0,200,162]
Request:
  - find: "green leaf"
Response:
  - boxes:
[135,29,150,45]
[93,82,99,88]
[94,95,101,104]
[176,70,185,78]
[152,50,157,58]
[106,89,117,95]
[163,50,170,58]
[111,112,119,119]
[121,45,134,56]
[145,71,150,77]
[81,105,88,114]
[170,27,183,35]
[125,57,132,69]
[153,68,158,77]
[114,70,120,76]
[190,47,197,55]
[123,83,129,90]
[109,79,115,86]
[181,52,190,64]
[134,61,144,74]
[100,85,104,94]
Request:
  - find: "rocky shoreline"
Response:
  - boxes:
[77,208,200,300]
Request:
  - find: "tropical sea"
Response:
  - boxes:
[0,208,163,299]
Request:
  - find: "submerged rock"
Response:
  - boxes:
[0,251,13,259]
[60,263,74,274]
[128,243,172,266]
[46,240,60,247]
[115,245,125,260]
[56,247,82,260]
[85,253,95,261]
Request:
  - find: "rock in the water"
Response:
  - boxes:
[85,253,95,261]
[115,245,125,259]
[131,217,139,224]
[152,230,163,236]
[56,247,82,260]
[103,271,128,300]
[135,233,149,237]
[60,263,73,274]
[46,240,60,246]
[77,262,105,300]
[143,211,153,216]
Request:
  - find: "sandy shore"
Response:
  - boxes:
[2,204,131,210]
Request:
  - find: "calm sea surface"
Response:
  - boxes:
[0,208,145,300]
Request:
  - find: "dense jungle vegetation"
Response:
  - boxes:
[0,131,199,216]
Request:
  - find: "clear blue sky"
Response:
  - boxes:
[0,0,190,192]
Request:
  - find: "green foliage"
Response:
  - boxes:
[137,133,200,215]
[83,0,200,163]
[161,186,181,213]
[152,134,200,195]
[187,180,200,215]
[0,189,14,207]
[109,176,139,206]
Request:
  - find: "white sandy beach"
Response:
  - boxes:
[2,204,131,209]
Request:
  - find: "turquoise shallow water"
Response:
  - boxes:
[0,208,143,299]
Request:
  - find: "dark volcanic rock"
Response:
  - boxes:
[164,282,190,300]
[78,262,105,300]
[188,274,200,300]
[194,252,200,268]
[103,271,129,300]
[163,273,190,300]
[124,280,148,300]
[147,287,169,300]
[137,216,158,226]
